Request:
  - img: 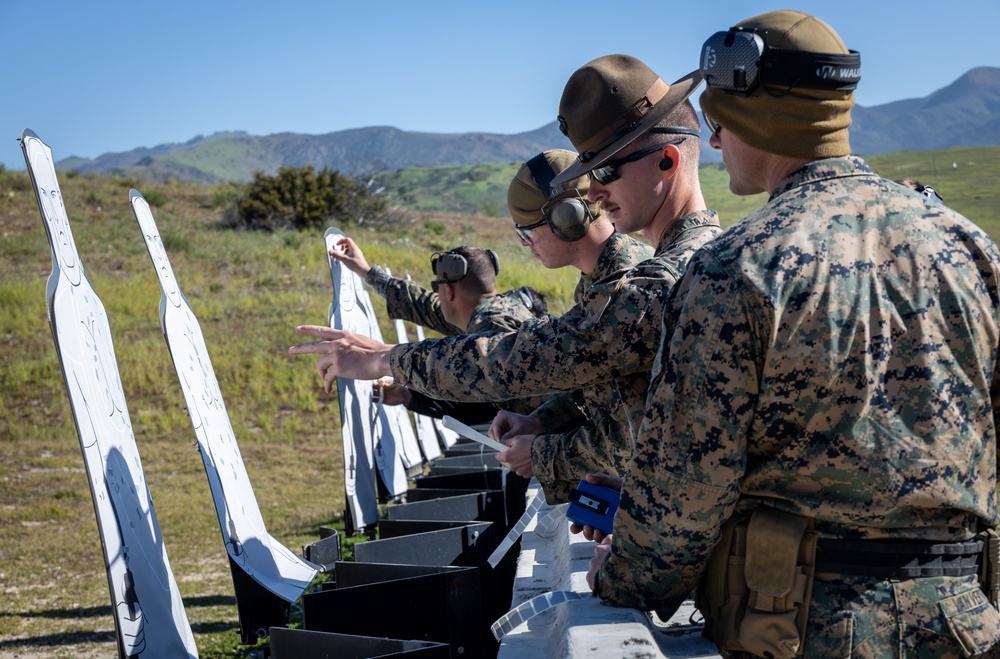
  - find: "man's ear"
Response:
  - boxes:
[659,143,683,179]
[443,282,457,302]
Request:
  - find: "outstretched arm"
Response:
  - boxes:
[288,325,395,392]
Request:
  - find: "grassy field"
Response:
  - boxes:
[1,145,999,657]
[0,167,581,658]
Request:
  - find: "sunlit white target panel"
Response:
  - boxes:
[20,129,198,659]
[129,191,319,640]
[324,227,407,534]
[382,267,439,465]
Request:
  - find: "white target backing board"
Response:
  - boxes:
[325,227,407,532]
[384,268,441,463]
[21,129,198,658]
[130,191,319,603]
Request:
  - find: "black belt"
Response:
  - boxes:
[814,537,983,578]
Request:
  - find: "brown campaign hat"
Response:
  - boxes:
[552,55,702,187]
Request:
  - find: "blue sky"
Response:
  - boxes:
[2,1,998,170]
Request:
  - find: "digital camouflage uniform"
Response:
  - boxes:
[526,232,652,502]
[525,234,654,439]
[366,266,548,415]
[516,231,655,438]
[595,157,1000,656]
[390,213,722,498]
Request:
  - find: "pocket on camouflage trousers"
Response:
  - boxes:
[938,582,1000,657]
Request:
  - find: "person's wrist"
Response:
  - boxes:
[377,346,394,377]
[523,415,544,435]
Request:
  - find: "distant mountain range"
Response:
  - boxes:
[58,67,1000,184]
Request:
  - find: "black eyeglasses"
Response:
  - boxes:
[513,189,589,245]
[513,195,561,245]
[588,137,686,185]
[514,216,547,245]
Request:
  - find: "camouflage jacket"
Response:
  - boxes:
[526,232,655,500]
[389,214,721,485]
[366,266,548,414]
[566,232,652,305]
[390,213,721,399]
[530,231,654,429]
[367,266,545,336]
[522,233,656,439]
[595,156,1000,616]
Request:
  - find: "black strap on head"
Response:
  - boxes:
[485,248,500,275]
[648,126,702,137]
[701,27,860,96]
[525,153,593,242]
[764,47,861,91]
[432,247,499,281]
[526,153,560,200]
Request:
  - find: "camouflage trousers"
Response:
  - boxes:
[798,573,1000,658]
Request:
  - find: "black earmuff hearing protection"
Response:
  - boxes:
[525,154,594,242]
[658,156,674,171]
[700,27,861,96]
[431,248,500,284]
[431,251,467,283]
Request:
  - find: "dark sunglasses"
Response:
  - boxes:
[588,137,687,185]
[704,113,722,138]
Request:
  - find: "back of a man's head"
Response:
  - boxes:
[699,9,858,160]
[441,245,498,297]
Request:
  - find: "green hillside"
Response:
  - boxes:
[373,146,1000,230]
[376,162,519,216]
[865,146,1000,238]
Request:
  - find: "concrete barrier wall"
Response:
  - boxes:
[498,484,722,659]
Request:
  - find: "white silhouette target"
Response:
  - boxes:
[130,191,318,603]
[21,129,197,658]
[325,227,407,532]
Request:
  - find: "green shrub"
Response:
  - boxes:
[142,189,168,207]
[232,165,391,232]
[208,182,242,209]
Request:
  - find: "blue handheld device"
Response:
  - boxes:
[566,480,620,535]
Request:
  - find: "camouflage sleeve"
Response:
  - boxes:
[529,392,589,434]
[995,356,1000,477]
[388,273,663,402]
[364,264,393,298]
[532,412,635,504]
[594,252,755,615]
[380,275,462,336]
